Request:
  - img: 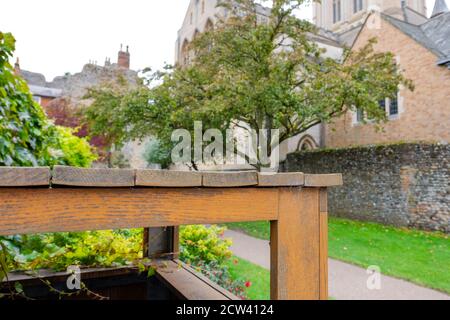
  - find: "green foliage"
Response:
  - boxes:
[0,31,96,167]
[143,138,172,169]
[0,230,143,271]
[179,225,247,299]
[51,126,97,167]
[180,225,233,265]
[0,32,56,166]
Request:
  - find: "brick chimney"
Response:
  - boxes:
[117,44,130,69]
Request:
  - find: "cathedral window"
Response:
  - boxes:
[353,0,364,13]
[333,0,342,23]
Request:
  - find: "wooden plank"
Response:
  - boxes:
[0,188,279,236]
[0,167,50,187]
[51,166,135,187]
[258,173,305,187]
[270,188,320,300]
[202,171,258,187]
[305,174,343,187]
[155,260,233,300]
[180,262,240,300]
[136,170,202,187]
[319,188,329,300]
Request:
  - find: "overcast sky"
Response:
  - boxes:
[0,0,445,80]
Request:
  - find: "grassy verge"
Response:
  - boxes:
[225,218,450,294]
[225,257,270,300]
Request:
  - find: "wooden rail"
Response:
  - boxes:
[0,166,342,300]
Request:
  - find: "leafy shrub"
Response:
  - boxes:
[143,138,172,169]
[50,126,97,168]
[1,230,143,271]
[180,225,232,265]
[179,225,247,299]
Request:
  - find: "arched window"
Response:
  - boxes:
[297,136,318,151]
[201,0,205,14]
[205,19,214,32]
[181,39,190,66]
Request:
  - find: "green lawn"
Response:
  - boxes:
[225,257,270,300]
[225,218,450,294]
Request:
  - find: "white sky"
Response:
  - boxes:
[0,0,445,80]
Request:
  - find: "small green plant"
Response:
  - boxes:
[180,225,232,265]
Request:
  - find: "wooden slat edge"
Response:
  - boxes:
[136,170,202,187]
[258,172,305,187]
[304,174,343,187]
[155,260,233,300]
[0,167,50,187]
[51,166,135,187]
[180,261,241,300]
[202,171,258,187]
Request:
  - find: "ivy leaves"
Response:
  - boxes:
[0,32,96,167]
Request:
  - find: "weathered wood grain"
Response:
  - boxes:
[202,171,258,187]
[136,170,202,187]
[0,167,50,187]
[271,188,320,300]
[319,188,329,300]
[258,172,305,187]
[51,166,135,187]
[155,260,234,300]
[0,188,279,236]
[305,174,343,187]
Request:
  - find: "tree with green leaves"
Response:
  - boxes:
[0,31,96,168]
[83,0,413,170]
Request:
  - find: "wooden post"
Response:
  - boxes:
[270,187,321,300]
[319,188,329,300]
[145,227,179,260]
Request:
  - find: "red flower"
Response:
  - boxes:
[245,281,252,288]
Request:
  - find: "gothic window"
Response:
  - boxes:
[201,0,205,14]
[353,0,364,13]
[333,0,342,23]
[182,39,190,66]
[190,12,193,25]
[297,136,318,151]
[205,19,214,31]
